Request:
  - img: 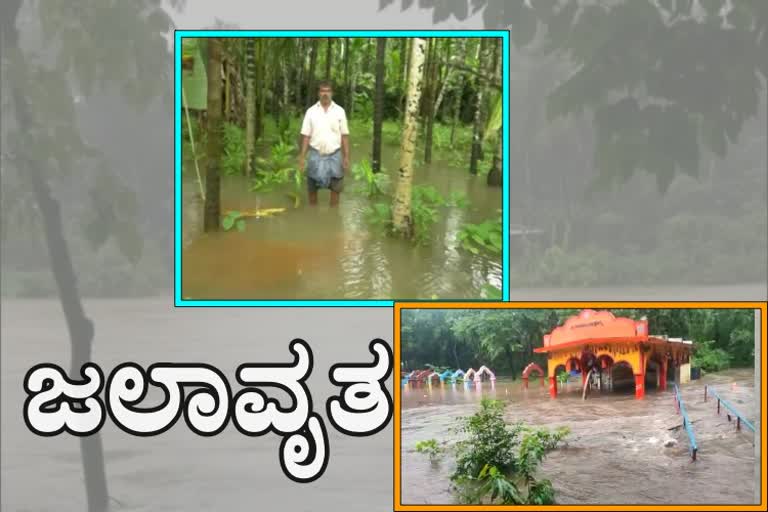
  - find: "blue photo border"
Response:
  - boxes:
[174,29,510,307]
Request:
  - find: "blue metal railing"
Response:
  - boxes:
[674,384,698,461]
[704,385,756,434]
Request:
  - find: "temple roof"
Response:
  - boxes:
[533,310,693,353]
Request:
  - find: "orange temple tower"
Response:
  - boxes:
[534,310,694,399]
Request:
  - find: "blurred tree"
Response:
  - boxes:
[388,0,767,193]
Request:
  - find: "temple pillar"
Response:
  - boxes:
[660,359,668,391]
[523,377,529,389]
[634,374,645,399]
[549,376,557,398]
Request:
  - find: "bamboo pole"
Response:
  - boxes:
[182,83,206,201]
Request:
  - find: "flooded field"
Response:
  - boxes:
[181,139,502,300]
[400,369,759,505]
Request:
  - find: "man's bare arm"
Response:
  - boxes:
[298,135,310,171]
[341,134,350,173]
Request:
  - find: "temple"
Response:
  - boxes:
[533,310,694,399]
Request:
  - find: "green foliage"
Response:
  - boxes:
[221,122,246,176]
[365,185,446,245]
[458,215,502,255]
[485,94,503,141]
[402,308,755,379]
[556,371,569,385]
[351,158,391,197]
[415,439,444,465]
[411,185,446,244]
[221,211,247,232]
[446,191,470,208]
[450,399,568,505]
[481,284,502,300]
[692,339,731,373]
[248,137,303,206]
[365,202,393,231]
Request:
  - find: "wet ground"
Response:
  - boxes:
[400,368,759,505]
[181,139,502,300]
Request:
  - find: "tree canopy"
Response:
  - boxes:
[401,308,755,375]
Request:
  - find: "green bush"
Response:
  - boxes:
[692,340,731,372]
[221,122,246,176]
[458,213,502,255]
[351,158,390,198]
[450,399,568,505]
[365,185,446,245]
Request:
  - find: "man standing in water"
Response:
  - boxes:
[298,80,350,206]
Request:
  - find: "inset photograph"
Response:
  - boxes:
[175,30,509,304]
[394,303,765,509]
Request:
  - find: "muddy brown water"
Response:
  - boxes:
[400,369,758,505]
[181,144,502,300]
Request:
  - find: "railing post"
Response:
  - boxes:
[704,385,707,402]
[692,447,697,462]
[717,399,720,415]
[737,417,741,431]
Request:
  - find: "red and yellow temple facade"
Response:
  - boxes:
[534,310,694,399]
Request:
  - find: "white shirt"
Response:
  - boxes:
[300,101,349,155]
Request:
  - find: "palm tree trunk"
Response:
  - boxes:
[306,38,318,107]
[245,39,256,176]
[469,38,488,175]
[424,38,439,165]
[296,38,304,110]
[349,49,358,120]
[372,38,387,173]
[400,38,411,122]
[432,39,452,119]
[325,37,333,80]
[392,37,426,237]
[450,72,465,145]
[344,37,351,107]
[258,40,266,138]
[6,37,109,512]
[204,38,223,232]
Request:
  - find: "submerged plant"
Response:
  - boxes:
[365,185,445,245]
[351,158,390,197]
[458,211,502,255]
[221,210,246,232]
[415,439,445,466]
[221,122,247,176]
[450,399,568,505]
[481,284,502,300]
[248,138,303,207]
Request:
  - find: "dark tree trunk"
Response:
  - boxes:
[372,37,387,173]
[204,38,223,232]
[5,14,109,511]
[253,38,263,141]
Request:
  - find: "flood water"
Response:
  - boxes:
[400,369,758,505]
[181,140,502,300]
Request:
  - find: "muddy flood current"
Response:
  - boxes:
[400,368,759,505]
[181,145,502,300]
